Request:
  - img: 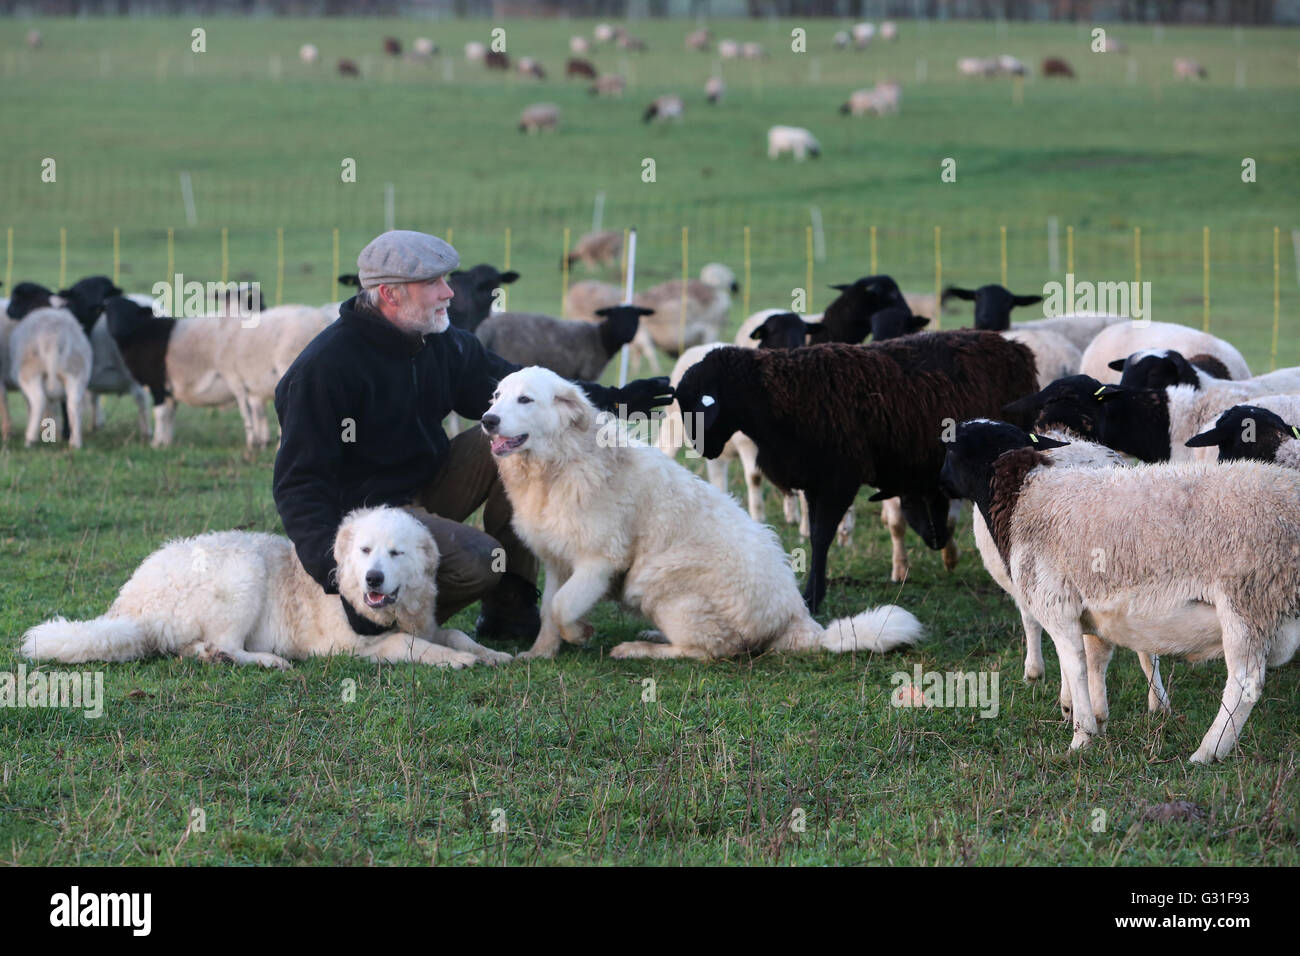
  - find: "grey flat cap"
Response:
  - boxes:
[356,230,460,289]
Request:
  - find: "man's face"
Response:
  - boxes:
[387,275,454,335]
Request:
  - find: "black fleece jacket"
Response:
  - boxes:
[273,296,632,592]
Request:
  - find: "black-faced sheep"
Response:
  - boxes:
[447,264,520,334]
[674,333,1038,611]
[767,126,820,161]
[643,95,684,123]
[1116,349,1300,396]
[939,419,1300,763]
[474,306,650,382]
[59,275,151,439]
[1185,400,1300,470]
[942,282,1128,352]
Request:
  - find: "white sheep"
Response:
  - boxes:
[518,103,560,133]
[996,54,1027,76]
[958,57,999,77]
[643,95,684,123]
[413,37,437,58]
[1186,398,1300,470]
[841,82,901,116]
[591,73,626,97]
[1080,321,1250,384]
[570,35,590,55]
[741,42,765,60]
[767,125,820,161]
[684,29,710,52]
[633,263,736,357]
[940,420,1300,763]
[832,31,851,50]
[299,43,319,65]
[1174,57,1207,80]
[718,39,740,59]
[594,24,615,43]
[8,308,92,448]
[881,21,898,41]
[852,22,875,48]
[705,75,725,104]
[1002,328,1082,389]
[1010,312,1129,352]
[464,41,486,62]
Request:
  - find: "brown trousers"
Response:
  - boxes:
[405,427,539,623]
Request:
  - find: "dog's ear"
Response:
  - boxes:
[396,525,441,633]
[333,515,356,567]
[554,382,594,431]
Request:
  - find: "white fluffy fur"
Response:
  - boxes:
[484,366,923,660]
[8,306,92,448]
[21,508,509,670]
[1010,312,1128,353]
[1002,329,1082,389]
[767,126,820,160]
[1081,321,1251,384]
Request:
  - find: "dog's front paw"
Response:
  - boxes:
[559,619,594,646]
[445,650,480,669]
[480,648,514,666]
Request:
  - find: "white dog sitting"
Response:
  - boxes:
[481,366,923,660]
[22,507,510,670]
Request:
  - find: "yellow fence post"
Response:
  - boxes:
[680,227,689,352]
[934,225,942,330]
[743,226,751,317]
[332,228,340,304]
[59,227,67,289]
[561,226,570,318]
[275,227,284,307]
[1202,226,1210,332]
[805,225,814,314]
[446,227,453,246]
[221,226,229,284]
[1272,226,1280,371]
[1000,225,1007,287]
[870,224,877,275]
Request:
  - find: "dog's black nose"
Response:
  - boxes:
[365,570,384,588]
[481,413,500,433]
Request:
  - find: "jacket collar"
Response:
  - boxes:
[339,295,426,357]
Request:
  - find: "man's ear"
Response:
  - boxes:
[555,383,594,431]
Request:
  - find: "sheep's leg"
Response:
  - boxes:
[1139,653,1171,713]
[1042,618,1098,750]
[130,383,151,440]
[837,502,855,548]
[782,492,800,526]
[64,377,86,449]
[704,456,729,495]
[250,398,270,449]
[881,497,909,583]
[0,388,10,441]
[20,378,46,447]
[152,398,176,448]
[1191,612,1265,764]
[942,501,962,571]
[230,385,258,450]
[1083,632,1113,728]
[732,435,765,523]
[798,491,810,537]
[801,479,858,614]
[1020,606,1045,682]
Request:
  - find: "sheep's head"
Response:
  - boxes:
[595,305,653,355]
[447,264,521,332]
[1002,374,1108,437]
[59,275,123,332]
[1186,404,1300,463]
[749,312,809,349]
[6,282,59,319]
[675,349,751,459]
[1113,349,1201,391]
[869,307,929,341]
[938,419,1067,504]
[942,284,1042,331]
[821,275,906,343]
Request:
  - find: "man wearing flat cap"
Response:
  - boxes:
[273,230,672,645]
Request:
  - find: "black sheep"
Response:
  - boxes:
[675,332,1038,611]
[448,264,520,333]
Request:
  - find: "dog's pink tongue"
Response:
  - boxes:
[490,435,509,454]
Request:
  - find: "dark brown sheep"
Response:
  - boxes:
[674,332,1038,611]
[566,58,597,79]
[485,51,510,71]
[1041,57,1075,78]
[383,37,402,57]
[337,59,360,77]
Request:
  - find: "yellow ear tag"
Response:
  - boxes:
[1029,434,1039,444]
[1292,426,1299,440]
[1093,386,1106,397]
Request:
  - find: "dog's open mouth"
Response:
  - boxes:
[490,433,528,456]
[364,587,399,608]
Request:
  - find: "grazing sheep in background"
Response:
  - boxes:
[570,35,590,55]
[446,265,519,334]
[485,51,510,70]
[27,29,42,49]
[475,306,649,382]
[412,38,437,58]
[565,280,661,375]
[519,102,560,133]
[685,29,711,52]
[567,57,597,79]
[675,333,1039,611]
[718,39,740,59]
[997,54,1028,76]
[1186,401,1300,469]
[741,42,765,60]
[8,306,92,448]
[337,59,360,77]
[565,230,622,271]
[1042,57,1075,77]
[618,34,647,52]
[852,22,875,48]
[840,82,901,116]
[518,57,546,80]
[464,41,486,62]
[591,73,626,97]
[938,419,1300,763]
[643,95,684,123]
[594,23,615,43]
[958,57,999,77]
[383,37,402,57]
[1080,321,1250,384]
[299,43,319,65]
[832,31,851,50]
[633,263,737,357]
[705,75,725,104]
[1175,57,1207,79]
[767,125,820,160]
[881,21,898,41]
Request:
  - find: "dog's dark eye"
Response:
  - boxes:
[518,396,533,404]
[360,546,371,555]
[389,549,403,557]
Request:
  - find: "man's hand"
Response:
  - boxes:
[610,377,674,417]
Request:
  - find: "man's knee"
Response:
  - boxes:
[440,535,504,594]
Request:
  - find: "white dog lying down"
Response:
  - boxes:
[481,366,923,660]
[22,507,510,670]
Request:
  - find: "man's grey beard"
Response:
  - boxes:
[395,297,449,335]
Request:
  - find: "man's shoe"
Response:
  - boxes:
[475,572,541,643]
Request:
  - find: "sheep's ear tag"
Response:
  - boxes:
[1292,426,1300,440]
[701,395,715,407]
[1093,386,1106,398]
[1029,434,1039,444]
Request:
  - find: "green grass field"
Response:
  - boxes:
[2,17,1299,866]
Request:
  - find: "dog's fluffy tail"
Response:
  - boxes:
[21,616,152,663]
[820,605,923,654]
